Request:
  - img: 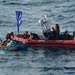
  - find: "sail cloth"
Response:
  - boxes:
[16,11,22,33]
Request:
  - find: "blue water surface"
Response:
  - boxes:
[0,0,75,75]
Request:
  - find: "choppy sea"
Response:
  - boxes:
[0,0,75,75]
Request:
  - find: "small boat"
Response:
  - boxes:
[11,35,75,48]
[0,39,28,51]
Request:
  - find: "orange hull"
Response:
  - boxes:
[11,36,75,47]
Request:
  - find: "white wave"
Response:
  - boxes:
[0,50,5,55]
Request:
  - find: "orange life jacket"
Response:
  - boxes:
[54,27,58,31]
[24,34,29,39]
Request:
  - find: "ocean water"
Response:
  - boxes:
[0,0,75,75]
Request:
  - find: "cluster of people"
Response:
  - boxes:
[44,24,75,40]
[0,31,40,47]
[22,24,60,40]
[23,31,40,40]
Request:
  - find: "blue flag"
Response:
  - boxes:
[16,11,22,33]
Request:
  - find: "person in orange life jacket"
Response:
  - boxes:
[28,32,40,40]
[54,24,60,31]
[23,31,29,39]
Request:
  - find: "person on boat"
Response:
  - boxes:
[63,30,72,40]
[2,32,14,46]
[54,24,60,39]
[54,24,60,31]
[28,32,40,40]
[4,32,11,43]
[6,32,11,40]
[73,31,75,40]
[5,32,14,41]
[43,28,51,38]
[51,27,57,40]
[10,32,14,37]
[23,31,29,39]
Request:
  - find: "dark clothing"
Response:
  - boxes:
[23,33,29,39]
[43,32,51,38]
[56,25,59,31]
[6,32,14,41]
[6,33,11,40]
[43,29,51,38]
[55,24,60,39]
[32,33,40,40]
[73,31,75,37]
[52,30,57,40]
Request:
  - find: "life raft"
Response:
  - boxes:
[11,36,75,47]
